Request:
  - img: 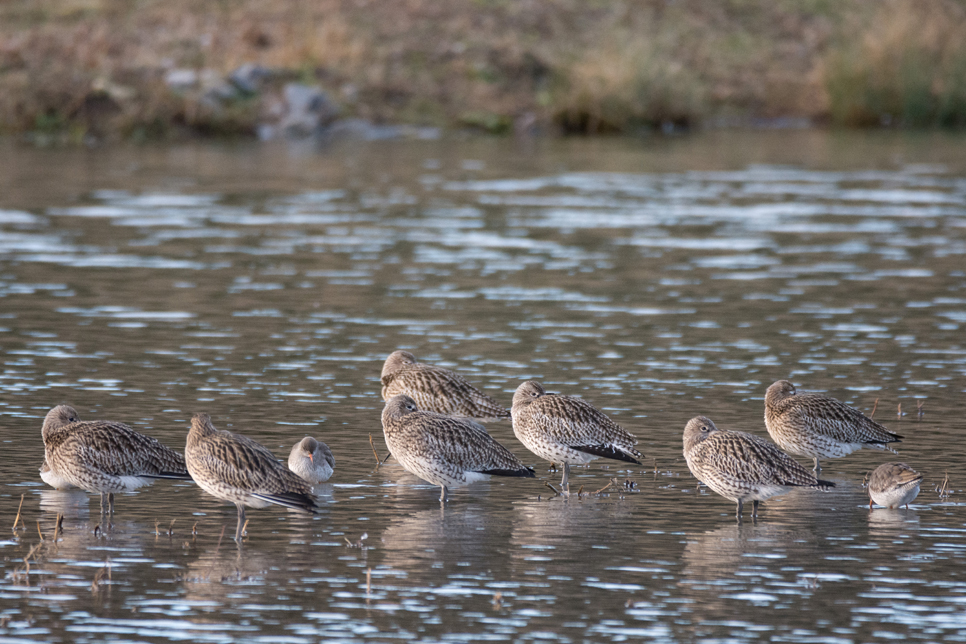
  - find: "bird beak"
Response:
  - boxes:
[309,453,314,463]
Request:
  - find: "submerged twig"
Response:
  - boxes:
[213,524,227,556]
[368,433,381,465]
[594,479,616,495]
[91,560,111,593]
[870,398,879,419]
[53,514,64,542]
[36,521,44,542]
[897,403,903,419]
[543,481,561,497]
[12,493,24,532]
[917,399,925,420]
[938,471,951,500]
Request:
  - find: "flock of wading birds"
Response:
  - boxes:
[37,350,922,540]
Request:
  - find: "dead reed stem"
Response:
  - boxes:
[12,493,24,532]
[368,433,381,465]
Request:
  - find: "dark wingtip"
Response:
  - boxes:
[252,492,319,514]
[571,444,642,465]
[478,467,536,478]
[147,471,194,480]
[816,479,836,489]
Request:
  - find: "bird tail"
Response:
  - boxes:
[145,471,194,481]
[251,492,318,514]
[478,466,536,478]
[572,444,642,465]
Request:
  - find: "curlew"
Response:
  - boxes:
[381,350,510,421]
[381,394,533,502]
[41,404,190,513]
[683,416,835,520]
[764,380,902,471]
[185,413,317,540]
[510,380,642,496]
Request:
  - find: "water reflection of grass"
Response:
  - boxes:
[2,0,965,140]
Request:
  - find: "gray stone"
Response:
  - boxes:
[165,68,199,91]
[278,83,339,138]
[229,64,273,95]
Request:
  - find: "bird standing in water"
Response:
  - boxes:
[185,413,317,540]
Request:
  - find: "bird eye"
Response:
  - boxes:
[701,425,708,432]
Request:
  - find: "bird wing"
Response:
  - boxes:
[528,396,639,455]
[403,414,527,474]
[790,395,901,444]
[193,431,311,496]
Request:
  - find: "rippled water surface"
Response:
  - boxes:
[2,131,966,642]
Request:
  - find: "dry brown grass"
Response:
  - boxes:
[822,0,966,126]
[0,0,964,140]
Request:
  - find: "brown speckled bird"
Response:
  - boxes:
[764,380,902,471]
[683,416,834,520]
[40,458,75,490]
[868,462,922,509]
[185,413,317,540]
[381,350,510,421]
[381,394,533,502]
[41,404,190,513]
[288,436,335,485]
[510,380,642,496]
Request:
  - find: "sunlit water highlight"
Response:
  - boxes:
[1,131,966,642]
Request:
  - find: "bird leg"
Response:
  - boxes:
[736,499,744,522]
[99,492,108,514]
[752,500,759,519]
[235,504,246,541]
[439,485,449,503]
[560,463,571,497]
[108,492,115,514]
[813,457,821,472]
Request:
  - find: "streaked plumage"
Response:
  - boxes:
[683,416,834,520]
[288,436,335,485]
[381,350,510,422]
[185,413,317,540]
[381,394,534,502]
[868,462,922,509]
[510,380,642,495]
[41,404,190,513]
[764,380,902,471]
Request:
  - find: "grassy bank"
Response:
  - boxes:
[2,0,965,141]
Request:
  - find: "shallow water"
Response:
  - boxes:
[1,130,966,643]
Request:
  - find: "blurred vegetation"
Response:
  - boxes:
[1,0,964,141]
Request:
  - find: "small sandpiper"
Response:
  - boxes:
[510,380,642,496]
[185,413,317,540]
[288,436,335,485]
[381,394,533,502]
[868,462,922,509]
[41,404,190,513]
[764,380,902,471]
[683,415,835,520]
[381,350,510,422]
